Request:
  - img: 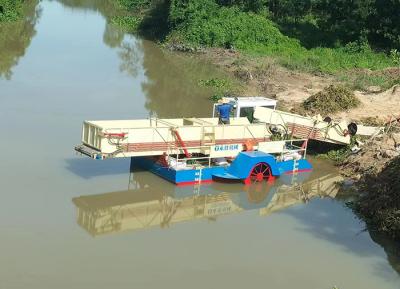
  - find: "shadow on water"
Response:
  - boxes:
[65,157,131,179]
[369,229,400,276]
[280,184,400,279]
[284,197,381,256]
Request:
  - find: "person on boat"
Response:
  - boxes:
[217,98,233,124]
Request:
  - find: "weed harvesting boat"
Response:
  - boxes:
[74,97,355,185]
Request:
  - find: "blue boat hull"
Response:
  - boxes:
[133,151,312,186]
[133,157,227,185]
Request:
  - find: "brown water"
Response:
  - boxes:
[0,1,399,288]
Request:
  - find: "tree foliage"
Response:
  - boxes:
[0,0,24,21]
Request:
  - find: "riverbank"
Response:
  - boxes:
[1,1,400,287]
[340,129,400,241]
[191,48,400,122]
[112,0,400,241]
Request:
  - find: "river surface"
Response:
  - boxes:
[0,1,399,288]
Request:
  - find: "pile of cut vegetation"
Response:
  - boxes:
[303,85,360,114]
[355,155,400,241]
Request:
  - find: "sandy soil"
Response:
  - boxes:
[335,85,400,122]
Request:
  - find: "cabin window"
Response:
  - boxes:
[240,107,254,123]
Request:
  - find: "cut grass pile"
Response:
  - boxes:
[303,85,360,115]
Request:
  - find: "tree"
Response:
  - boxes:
[314,0,375,44]
[217,0,267,13]
[268,0,312,21]
[372,0,400,49]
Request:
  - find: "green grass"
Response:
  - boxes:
[246,42,394,74]
[111,15,142,32]
[338,71,400,91]
[198,77,239,100]
[107,0,152,33]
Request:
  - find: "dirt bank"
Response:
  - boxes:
[340,128,400,240]
[341,132,400,179]
[198,48,400,122]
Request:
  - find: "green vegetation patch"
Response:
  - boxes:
[114,0,398,74]
[198,77,235,101]
[111,15,142,32]
[117,0,151,10]
[303,85,360,115]
[169,1,299,51]
[0,0,24,22]
[108,0,153,33]
[339,67,400,92]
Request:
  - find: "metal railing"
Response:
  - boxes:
[165,139,309,170]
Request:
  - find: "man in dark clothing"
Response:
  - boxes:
[217,98,233,124]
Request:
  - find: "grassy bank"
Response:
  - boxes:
[112,0,397,77]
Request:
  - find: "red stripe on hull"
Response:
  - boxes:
[284,169,312,175]
[176,179,214,187]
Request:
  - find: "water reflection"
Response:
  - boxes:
[140,42,220,118]
[370,230,400,275]
[54,0,223,119]
[59,0,223,118]
[0,0,40,79]
[56,0,118,14]
[72,170,342,237]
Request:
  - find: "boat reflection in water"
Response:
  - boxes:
[72,170,342,237]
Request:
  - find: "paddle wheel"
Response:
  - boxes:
[244,162,275,185]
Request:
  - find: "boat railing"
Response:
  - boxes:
[167,139,309,170]
[279,139,308,160]
[169,144,216,169]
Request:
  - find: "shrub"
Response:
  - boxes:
[111,16,142,32]
[0,0,23,22]
[171,4,300,50]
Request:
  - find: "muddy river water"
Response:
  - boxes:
[0,1,399,288]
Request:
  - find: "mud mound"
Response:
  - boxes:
[355,155,400,240]
[342,133,400,177]
[303,85,360,115]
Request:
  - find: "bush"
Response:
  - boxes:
[117,0,151,10]
[170,3,300,50]
[303,85,360,114]
[111,16,142,32]
[0,0,23,22]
